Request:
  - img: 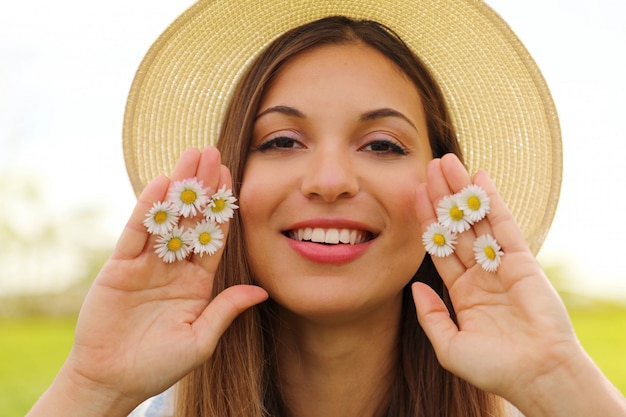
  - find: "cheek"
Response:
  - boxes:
[383,172,426,245]
[238,162,290,250]
[238,175,271,281]
[239,170,269,238]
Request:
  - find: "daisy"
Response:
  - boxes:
[187,220,224,256]
[436,194,472,233]
[473,234,504,272]
[457,184,490,223]
[143,200,180,235]
[204,185,238,224]
[154,226,192,263]
[422,222,457,258]
[167,178,209,218]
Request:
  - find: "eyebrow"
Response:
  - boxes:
[255,105,305,120]
[359,108,418,131]
[255,105,418,132]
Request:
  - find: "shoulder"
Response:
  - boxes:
[503,399,526,417]
[128,387,175,417]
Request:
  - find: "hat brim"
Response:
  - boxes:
[123,0,562,255]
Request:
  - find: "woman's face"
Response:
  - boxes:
[239,42,432,322]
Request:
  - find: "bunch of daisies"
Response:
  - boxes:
[143,178,239,263]
[422,184,503,272]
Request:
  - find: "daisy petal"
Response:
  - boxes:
[154,226,192,263]
[187,220,224,256]
[167,178,210,218]
[143,200,180,235]
[436,194,472,233]
[203,185,239,224]
[473,234,503,272]
[422,222,457,257]
[457,184,490,223]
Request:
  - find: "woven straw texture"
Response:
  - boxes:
[123,0,562,254]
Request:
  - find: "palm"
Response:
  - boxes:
[413,154,576,399]
[73,256,210,393]
[65,147,267,403]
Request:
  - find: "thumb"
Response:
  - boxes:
[411,282,458,362]
[192,285,268,352]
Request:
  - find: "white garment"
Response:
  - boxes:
[127,386,525,417]
[128,387,174,417]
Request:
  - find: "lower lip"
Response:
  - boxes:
[285,236,372,264]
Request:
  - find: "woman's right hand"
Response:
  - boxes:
[27,147,268,417]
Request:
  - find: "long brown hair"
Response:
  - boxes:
[176,16,504,417]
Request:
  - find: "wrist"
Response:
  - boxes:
[510,344,626,417]
[27,361,141,417]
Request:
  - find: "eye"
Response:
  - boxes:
[256,136,305,151]
[361,139,408,155]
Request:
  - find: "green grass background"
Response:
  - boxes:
[1,304,625,416]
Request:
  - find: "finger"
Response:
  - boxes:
[425,158,450,204]
[171,148,202,180]
[192,165,234,269]
[411,282,457,366]
[415,183,467,279]
[473,170,529,253]
[422,156,478,271]
[440,153,472,193]
[113,175,171,260]
[196,146,222,193]
[192,285,268,354]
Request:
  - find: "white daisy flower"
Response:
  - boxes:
[473,234,503,272]
[436,194,472,233]
[203,185,238,224]
[422,222,457,258]
[143,200,180,235]
[457,184,490,223]
[154,226,192,263]
[187,220,224,256]
[167,178,209,218]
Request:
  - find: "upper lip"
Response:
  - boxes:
[282,218,378,245]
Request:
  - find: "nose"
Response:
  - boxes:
[300,146,359,202]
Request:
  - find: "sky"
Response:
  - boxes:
[0,0,625,298]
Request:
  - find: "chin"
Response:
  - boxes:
[265,282,405,327]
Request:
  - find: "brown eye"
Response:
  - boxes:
[361,140,407,155]
[257,137,304,151]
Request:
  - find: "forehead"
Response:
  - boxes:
[260,42,422,111]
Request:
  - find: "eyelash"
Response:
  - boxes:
[255,136,408,156]
[256,136,302,151]
[361,139,408,155]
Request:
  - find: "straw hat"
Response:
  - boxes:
[123,0,562,255]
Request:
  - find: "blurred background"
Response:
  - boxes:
[1,0,625,415]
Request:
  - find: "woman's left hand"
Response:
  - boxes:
[412,153,625,417]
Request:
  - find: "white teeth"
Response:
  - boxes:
[290,227,369,245]
[339,229,351,244]
[311,228,325,242]
[325,229,339,244]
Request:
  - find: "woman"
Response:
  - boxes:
[28,2,625,417]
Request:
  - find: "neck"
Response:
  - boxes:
[272,298,402,417]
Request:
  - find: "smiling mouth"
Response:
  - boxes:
[286,227,374,245]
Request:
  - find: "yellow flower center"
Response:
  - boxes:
[154,211,168,224]
[212,198,226,213]
[449,206,464,221]
[484,246,497,260]
[181,189,197,205]
[167,237,183,251]
[199,232,212,245]
[467,196,481,211]
[433,233,446,247]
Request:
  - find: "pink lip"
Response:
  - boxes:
[287,218,375,231]
[284,237,372,264]
[283,218,375,264]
